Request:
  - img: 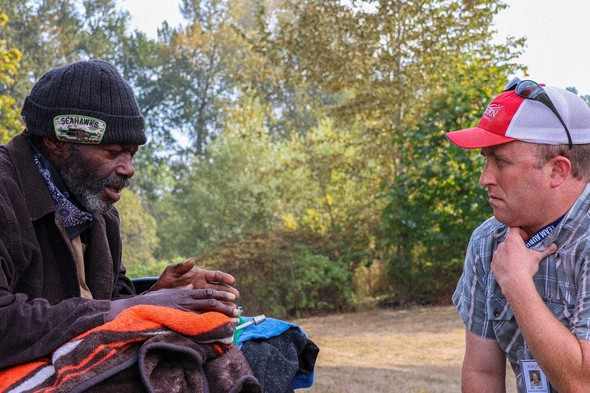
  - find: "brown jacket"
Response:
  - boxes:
[0,133,136,368]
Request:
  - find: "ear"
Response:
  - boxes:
[549,156,572,187]
[42,138,70,158]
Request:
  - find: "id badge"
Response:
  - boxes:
[519,359,550,393]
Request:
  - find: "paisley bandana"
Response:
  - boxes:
[29,142,95,239]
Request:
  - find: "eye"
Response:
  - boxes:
[104,148,123,158]
[103,145,137,159]
[495,157,508,167]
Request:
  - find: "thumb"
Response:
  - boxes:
[174,258,196,275]
[508,226,530,242]
[539,243,558,259]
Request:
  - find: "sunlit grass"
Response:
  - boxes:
[294,305,517,393]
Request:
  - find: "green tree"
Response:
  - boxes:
[0,0,133,106]
[1,0,81,104]
[77,0,131,62]
[117,189,159,269]
[194,230,353,318]
[141,0,256,158]
[0,12,22,143]
[273,117,388,270]
[381,63,521,304]
[154,96,282,259]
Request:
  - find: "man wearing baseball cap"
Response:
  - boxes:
[0,60,242,369]
[449,78,590,392]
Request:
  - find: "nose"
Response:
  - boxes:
[479,161,495,187]
[115,154,135,179]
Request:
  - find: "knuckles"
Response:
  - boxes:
[206,299,217,308]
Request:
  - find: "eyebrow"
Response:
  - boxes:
[117,144,139,154]
[127,145,139,155]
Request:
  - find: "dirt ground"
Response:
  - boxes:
[293,305,517,393]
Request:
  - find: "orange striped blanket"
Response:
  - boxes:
[0,305,261,393]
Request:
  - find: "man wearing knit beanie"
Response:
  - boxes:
[0,60,242,370]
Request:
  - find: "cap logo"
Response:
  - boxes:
[483,103,502,121]
[53,115,106,144]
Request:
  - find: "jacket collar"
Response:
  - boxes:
[6,133,56,221]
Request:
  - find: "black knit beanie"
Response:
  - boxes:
[21,60,146,145]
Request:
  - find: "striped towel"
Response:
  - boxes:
[0,305,261,393]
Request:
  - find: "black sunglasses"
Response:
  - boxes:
[503,77,573,149]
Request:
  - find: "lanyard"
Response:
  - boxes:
[524,215,564,249]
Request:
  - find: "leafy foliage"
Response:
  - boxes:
[380,65,520,304]
[0,13,22,143]
[118,189,159,267]
[154,99,283,259]
[0,0,134,105]
[194,230,353,318]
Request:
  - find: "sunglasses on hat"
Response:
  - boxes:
[503,77,573,149]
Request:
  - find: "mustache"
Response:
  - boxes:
[97,174,130,191]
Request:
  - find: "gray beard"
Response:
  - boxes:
[66,175,115,215]
[56,147,128,215]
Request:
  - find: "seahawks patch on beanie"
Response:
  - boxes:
[53,115,106,144]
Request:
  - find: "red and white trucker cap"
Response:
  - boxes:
[446,86,590,149]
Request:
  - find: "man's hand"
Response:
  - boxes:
[491,227,557,290]
[150,258,240,299]
[106,288,240,322]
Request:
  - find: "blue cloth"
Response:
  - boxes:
[236,317,298,348]
[237,317,317,390]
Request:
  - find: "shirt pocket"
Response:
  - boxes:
[487,294,514,321]
[487,294,521,356]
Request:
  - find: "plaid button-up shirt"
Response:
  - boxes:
[453,183,590,392]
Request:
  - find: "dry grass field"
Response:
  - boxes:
[294,305,517,393]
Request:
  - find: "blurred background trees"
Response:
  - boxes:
[0,0,529,317]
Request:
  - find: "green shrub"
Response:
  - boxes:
[193,230,353,319]
[125,257,183,279]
